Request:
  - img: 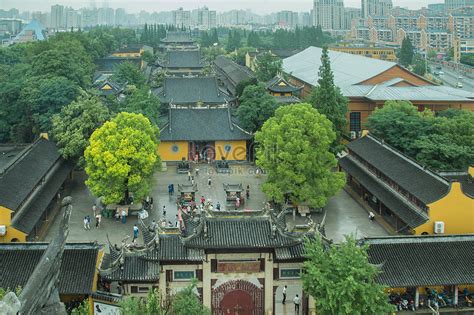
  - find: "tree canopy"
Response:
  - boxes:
[302,236,394,315]
[84,112,160,204]
[367,101,473,171]
[399,36,414,67]
[112,61,146,87]
[255,103,345,208]
[235,83,279,132]
[119,87,160,125]
[52,94,110,163]
[308,46,348,153]
[255,52,282,82]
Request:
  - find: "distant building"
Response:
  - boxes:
[10,19,47,44]
[0,136,74,242]
[50,4,65,30]
[361,0,393,18]
[265,75,302,104]
[339,135,474,234]
[329,45,397,61]
[445,0,474,10]
[298,12,312,27]
[172,7,191,28]
[214,55,255,96]
[276,11,299,29]
[115,8,127,26]
[159,31,197,51]
[196,6,217,30]
[344,7,361,30]
[449,9,474,40]
[313,0,345,30]
[428,3,446,11]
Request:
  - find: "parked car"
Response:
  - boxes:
[458,76,463,80]
[456,82,463,88]
[436,65,442,70]
[438,71,444,75]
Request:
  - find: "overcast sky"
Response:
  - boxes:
[0,0,444,14]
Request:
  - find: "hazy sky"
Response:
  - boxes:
[0,0,444,14]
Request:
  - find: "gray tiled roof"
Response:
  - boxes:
[283,46,397,87]
[154,77,231,105]
[0,243,100,294]
[347,135,450,204]
[364,235,474,287]
[161,31,194,43]
[11,160,74,234]
[145,235,204,262]
[183,217,302,249]
[101,253,160,282]
[95,56,141,73]
[161,50,204,68]
[214,56,254,89]
[266,76,301,93]
[0,138,63,212]
[274,96,301,104]
[274,243,306,260]
[160,107,253,141]
[339,156,429,228]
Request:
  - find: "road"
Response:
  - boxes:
[431,63,474,93]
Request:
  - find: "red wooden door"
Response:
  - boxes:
[220,290,253,315]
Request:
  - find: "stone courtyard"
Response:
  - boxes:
[45,162,387,246]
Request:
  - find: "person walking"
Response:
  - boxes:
[200,196,205,205]
[246,185,250,199]
[216,201,221,211]
[195,168,199,176]
[282,285,287,304]
[86,215,91,230]
[208,176,212,188]
[294,294,300,314]
[162,205,167,217]
[83,216,88,230]
[133,224,139,242]
[191,178,195,185]
[187,170,191,181]
[168,184,172,196]
[95,214,100,229]
[236,196,240,209]
[121,209,127,224]
[92,204,97,217]
[369,211,375,221]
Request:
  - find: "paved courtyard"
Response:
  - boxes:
[45,162,388,246]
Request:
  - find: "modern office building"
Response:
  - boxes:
[313,0,346,30]
[361,0,393,18]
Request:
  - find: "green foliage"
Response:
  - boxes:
[255,103,345,208]
[226,30,242,51]
[367,102,473,171]
[271,25,332,49]
[255,52,283,82]
[309,47,348,153]
[236,83,278,132]
[302,236,394,315]
[71,300,91,315]
[112,61,146,87]
[202,46,226,62]
[0,287,22,300]
[235,77,258,97]
[119,296,144,315]
[247,31,262,47]
[119,87,160,125]
[231,47,255,65]
[399,36,414,67]
[170,282,211,315]
[427,49,437,60]
[52,94,110,162]
[84,112,160,204]
[460,54,474,66]
[412,54,427,76]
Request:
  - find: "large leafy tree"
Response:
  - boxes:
[119,87,160,125]
[399,36,414,67]
[84,112,160,204]
[235,83,278,132]
[255,103,345,208]
[52,95,110,162]
[309,46,348,153]
[414,111,474,171]
[302,236,394,315]
[366,100,434,157]
[255,52,283,82]
[412,54,427,76]
[169,282,211,315]
[112,61,146,87]
[235,77,258,97]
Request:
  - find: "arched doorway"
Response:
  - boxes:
[212,280,263,315]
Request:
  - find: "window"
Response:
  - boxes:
[172,144,179,152]
[138,287,149,292]
[173,270,195,281]
[131,286,138,293]
[349,112,361,132]
[280,268,301,279]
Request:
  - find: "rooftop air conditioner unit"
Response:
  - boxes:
[434,221,445,234]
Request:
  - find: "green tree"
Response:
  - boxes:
[412,54,427,76]
[255,52,282,82]
[302,236,394,315]
[235,77,258,97]
[255,103,345,208]
[71,300,90,315]
[231,47,255,65]
[119,296,144,315]
[308,47,348,153]
[366,100,434,157]
[235,83,278,132]
[52,94,110,162]
[399,36,414,67]
[84,112,160,204]
[120,87,160,125]
[170,282,211,315]
[414,111,474,171]
[112,61,146,87]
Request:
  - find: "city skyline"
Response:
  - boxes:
[1,0,444,14]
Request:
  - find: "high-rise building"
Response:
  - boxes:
[81,8,98,27]
[445,0,474,10]
[313,0,345,30]
[172,7,191,28]
[197,7,217,30]
[115,8,126,26]
[345,7,361,30]
[98,7,114,25]
[361,0,393,18]
[276,11,299,28]
[65,7,80,29]
[299,12,312,27]
[50,4,65,29]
